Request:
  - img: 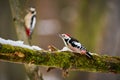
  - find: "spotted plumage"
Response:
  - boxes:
[59,34,92,58]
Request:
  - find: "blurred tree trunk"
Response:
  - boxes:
[9,0,43,80]
[69,0,107,80]
[76,0,107,51]
[100,0,120,56]
[9,0,29,44]
[74,0,120,80]
[97,0,120,80]
[0,0,17,40]
[0,1,26,80]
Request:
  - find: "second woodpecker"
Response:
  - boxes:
[59,34,93,58]
[24,7,36,39]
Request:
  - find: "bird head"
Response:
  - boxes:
[59,34,71,47]
[59,34,71,40]
[29,7,36,15]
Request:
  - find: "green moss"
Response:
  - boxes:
[0,44,120,73]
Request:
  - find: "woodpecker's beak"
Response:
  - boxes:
[59,34,62,38]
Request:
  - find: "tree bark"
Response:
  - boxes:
[9,0,43,80]
[9,0,29,44]
[0,43,120,74]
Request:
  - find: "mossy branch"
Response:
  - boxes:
[0,43,120,74]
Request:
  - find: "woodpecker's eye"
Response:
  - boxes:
[31,11,35,14]
[62,34,66,38]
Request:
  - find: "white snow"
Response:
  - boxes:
[60,46,72,51]
[0,37,42,50]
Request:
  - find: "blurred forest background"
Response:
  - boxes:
[0,0,120,80]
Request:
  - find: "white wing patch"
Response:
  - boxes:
[73,41,81,48]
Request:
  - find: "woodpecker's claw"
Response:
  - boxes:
[80,50,86,55]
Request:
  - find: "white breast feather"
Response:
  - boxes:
[24,13,32,28]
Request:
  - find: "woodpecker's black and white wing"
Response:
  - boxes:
[69,38,92,58]
[30,15,36,35]
[69,38,82,49]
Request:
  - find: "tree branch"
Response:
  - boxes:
[0,43,120,74]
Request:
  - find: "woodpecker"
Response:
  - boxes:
[24,7,36,39]
[59,34,93,58]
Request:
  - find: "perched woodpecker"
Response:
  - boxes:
[24,7,36,39]
[59,34,93,58]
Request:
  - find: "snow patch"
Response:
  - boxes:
[60,46,72,51]
[0,37,42,50]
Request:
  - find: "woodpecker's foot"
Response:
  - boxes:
[80,50,86,55]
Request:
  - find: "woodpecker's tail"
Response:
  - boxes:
[86,51,93,59]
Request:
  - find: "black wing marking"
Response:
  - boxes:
[30,15,36,31]
[69,38,81,48]
[86,51,93,58]
[70,37,79,42]
[30,15,36,35]
[69,38,86,50]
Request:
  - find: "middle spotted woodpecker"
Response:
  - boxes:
[59,33,93,58]
[24,7,36,39]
